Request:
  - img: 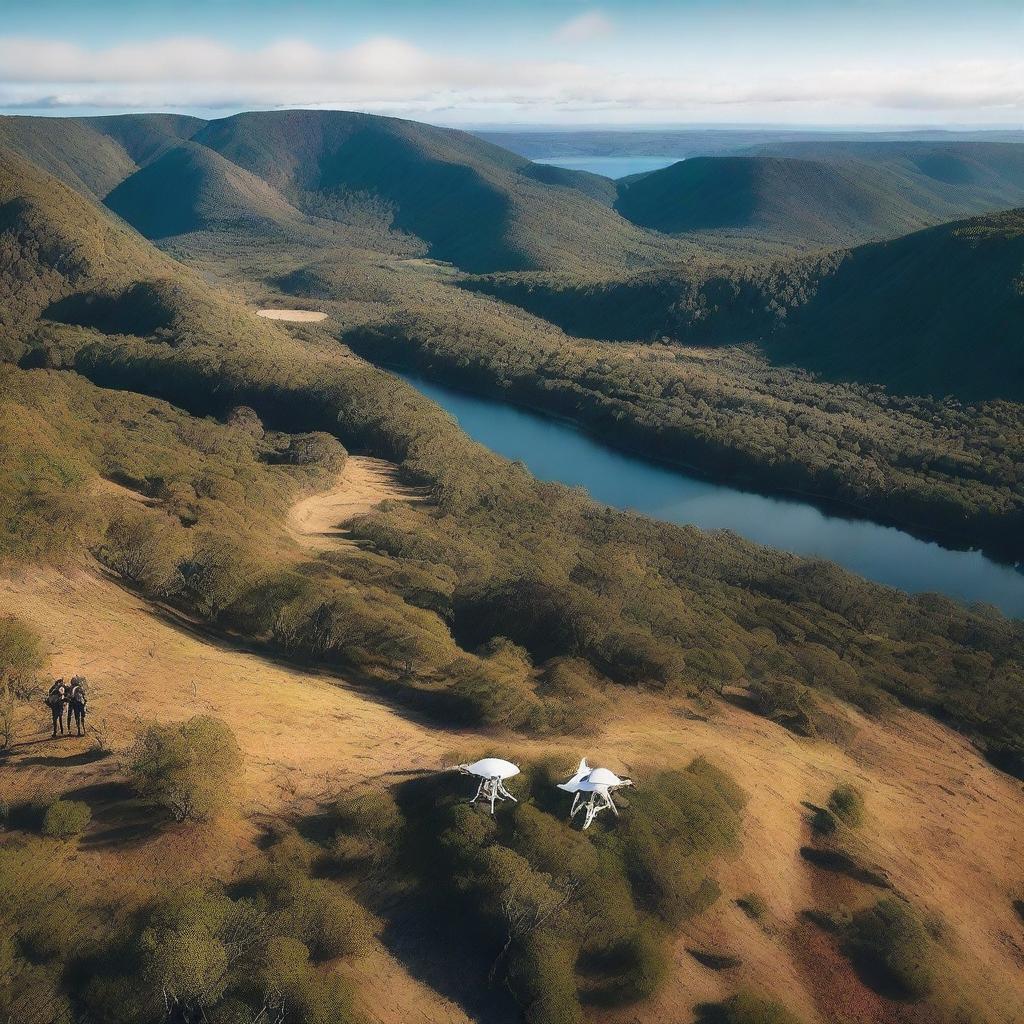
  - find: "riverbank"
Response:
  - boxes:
[344,327,1024,568]
[373,366,1024,616]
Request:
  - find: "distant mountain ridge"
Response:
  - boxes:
[0,109,661,274]
[614,147,1024,247]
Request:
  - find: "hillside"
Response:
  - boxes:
[773,208,1024,401]
[0,146,182,340]
[189,109,666,272]
[615,156,965,247]
[0,112,202,198]
[104,140,310,239]
[748,140,1024,213]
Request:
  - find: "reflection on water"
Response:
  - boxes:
[399,372,1024,618]
[533,156,681,179]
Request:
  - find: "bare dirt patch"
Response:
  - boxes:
[256,308,329,322]
[288,455,426,550]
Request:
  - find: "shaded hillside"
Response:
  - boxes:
[466,204,1024,404]
[105,140,308,239]
[775,208,1024,401]
[615,156,947,247]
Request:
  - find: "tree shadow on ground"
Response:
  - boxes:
[378,903,519,1024]
[62,780,165,849]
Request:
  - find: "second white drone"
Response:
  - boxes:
[455,757,521,814]
[558,758,633,829]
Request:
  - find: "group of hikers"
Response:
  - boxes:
[44,677,88,737]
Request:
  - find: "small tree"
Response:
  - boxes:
[128,715,241,822]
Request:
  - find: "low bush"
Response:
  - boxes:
[0,615,44,687]
[845,897,936,999]
[41,799,91,840]
[381,754,744,1022]
[127,715,241,822]
[810,808,837,835]
[698,990,804,1024]
[828,784,866,829]
[334,790,403,867]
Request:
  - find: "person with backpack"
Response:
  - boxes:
[67,676,87,736]
[45,679,67,738]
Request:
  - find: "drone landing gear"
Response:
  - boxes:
[470,776,519,814]
[570,787,617,829]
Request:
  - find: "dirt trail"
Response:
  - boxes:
[256,308,328,322]
[288,455,426,550]
[2,565,1022,1021]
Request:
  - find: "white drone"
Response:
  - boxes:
[557,758,633,829]
[454,757,520,814]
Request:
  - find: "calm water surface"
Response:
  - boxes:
[534,156,681,179]
[398,372,1024,617]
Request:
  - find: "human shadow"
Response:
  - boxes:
[17,748,111,768]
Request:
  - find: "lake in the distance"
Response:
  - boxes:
[397,371,1024,618]
[534,156,680,179]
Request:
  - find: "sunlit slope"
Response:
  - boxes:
[0,145,285,356]
[0,112,203,198]
[0,147,181,339]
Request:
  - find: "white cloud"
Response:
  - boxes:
[0,36,1021,123]
[554,11,614,44]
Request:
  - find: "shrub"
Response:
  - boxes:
[508,932,583,1024]
[181,532,265,620]
[41,799,91,840]
[0,616,44,687]
[828,784,866,829]
[748,677,819,736]
[810,808,837,835]
[699,990,804,1024]
[128,715,241,822]
[278,878,374,961]
[845,897,936,999]
[144,927,229,1004]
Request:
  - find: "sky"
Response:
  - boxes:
[1,0,1023,127]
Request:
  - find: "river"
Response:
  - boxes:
[397,372,1024,617]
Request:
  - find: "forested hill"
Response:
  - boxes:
[773,207,1024,401]
[463,204,1024,404]
[0,110,668,274]
[614,150,1024,248]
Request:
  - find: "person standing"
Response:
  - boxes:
[46,679,67,738]
[67,676,87,737]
